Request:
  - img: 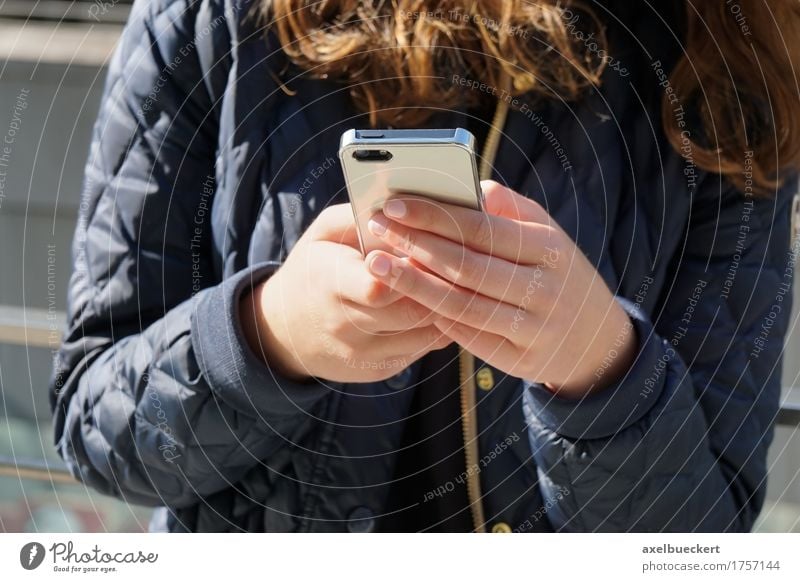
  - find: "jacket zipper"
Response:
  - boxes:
[460,76,511,533]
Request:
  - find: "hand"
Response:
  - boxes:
[362,181,638,399]
[240,204,452,383]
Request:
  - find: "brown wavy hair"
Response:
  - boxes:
[259,0,800,195]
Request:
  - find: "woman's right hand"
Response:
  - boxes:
[240,204,452,383]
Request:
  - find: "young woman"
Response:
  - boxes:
[51,0,800,532]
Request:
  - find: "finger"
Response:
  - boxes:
[433,319,522,371]
[342,297,440,332]
[365,250,521,337]
[379,194,560,265]
[367,213,538,303]
[316,242,403,307]
[480,180,551,224]
[309,203,361,247]
[368,324,453,360]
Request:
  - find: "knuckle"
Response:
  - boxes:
[418,326,436,347]
[403,300,427,327]
[453,254,483,287]
[528,198,547,217]
[455,291,484,322]
[412,325,440,352]
[338,345,357,364]
[327,317,349,337]
[471,213,494,249]
[364,278,391,306]
[398,227,418,253]
[413,202,436,230]
[520,351,541,378]
[425,326,444,347]
[394,264,415,294]
[541,297,565,327]
[542,225,563,248]
[532,273,555,305]
[533,285,554,317]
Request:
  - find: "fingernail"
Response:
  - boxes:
[384,199,406,218]
[367,214,388,236]
[369,254,391,277]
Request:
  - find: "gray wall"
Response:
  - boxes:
[1,60,104,423]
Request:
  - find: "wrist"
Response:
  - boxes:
[544,310,638,398]
[239,277,310,382]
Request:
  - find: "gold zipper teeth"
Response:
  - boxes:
[460,74,512,533]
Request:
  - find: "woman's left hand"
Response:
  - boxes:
[364,180,638,399]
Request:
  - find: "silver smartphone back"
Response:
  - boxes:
[339,128,483,255]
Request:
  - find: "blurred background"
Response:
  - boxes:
[0,0,799,533]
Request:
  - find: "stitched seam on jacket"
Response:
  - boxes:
[296,389,343,532]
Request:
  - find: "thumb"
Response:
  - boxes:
[481,180,550,224]
[309,203,361,247]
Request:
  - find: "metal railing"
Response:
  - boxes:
[777,402,800,428]
[0,456,75,484]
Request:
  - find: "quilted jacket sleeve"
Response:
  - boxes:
[49,0,328,508]
[524,172,798,531]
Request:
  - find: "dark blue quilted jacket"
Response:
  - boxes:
[49,0,798,532]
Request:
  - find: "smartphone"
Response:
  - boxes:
[339,128,483,255]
